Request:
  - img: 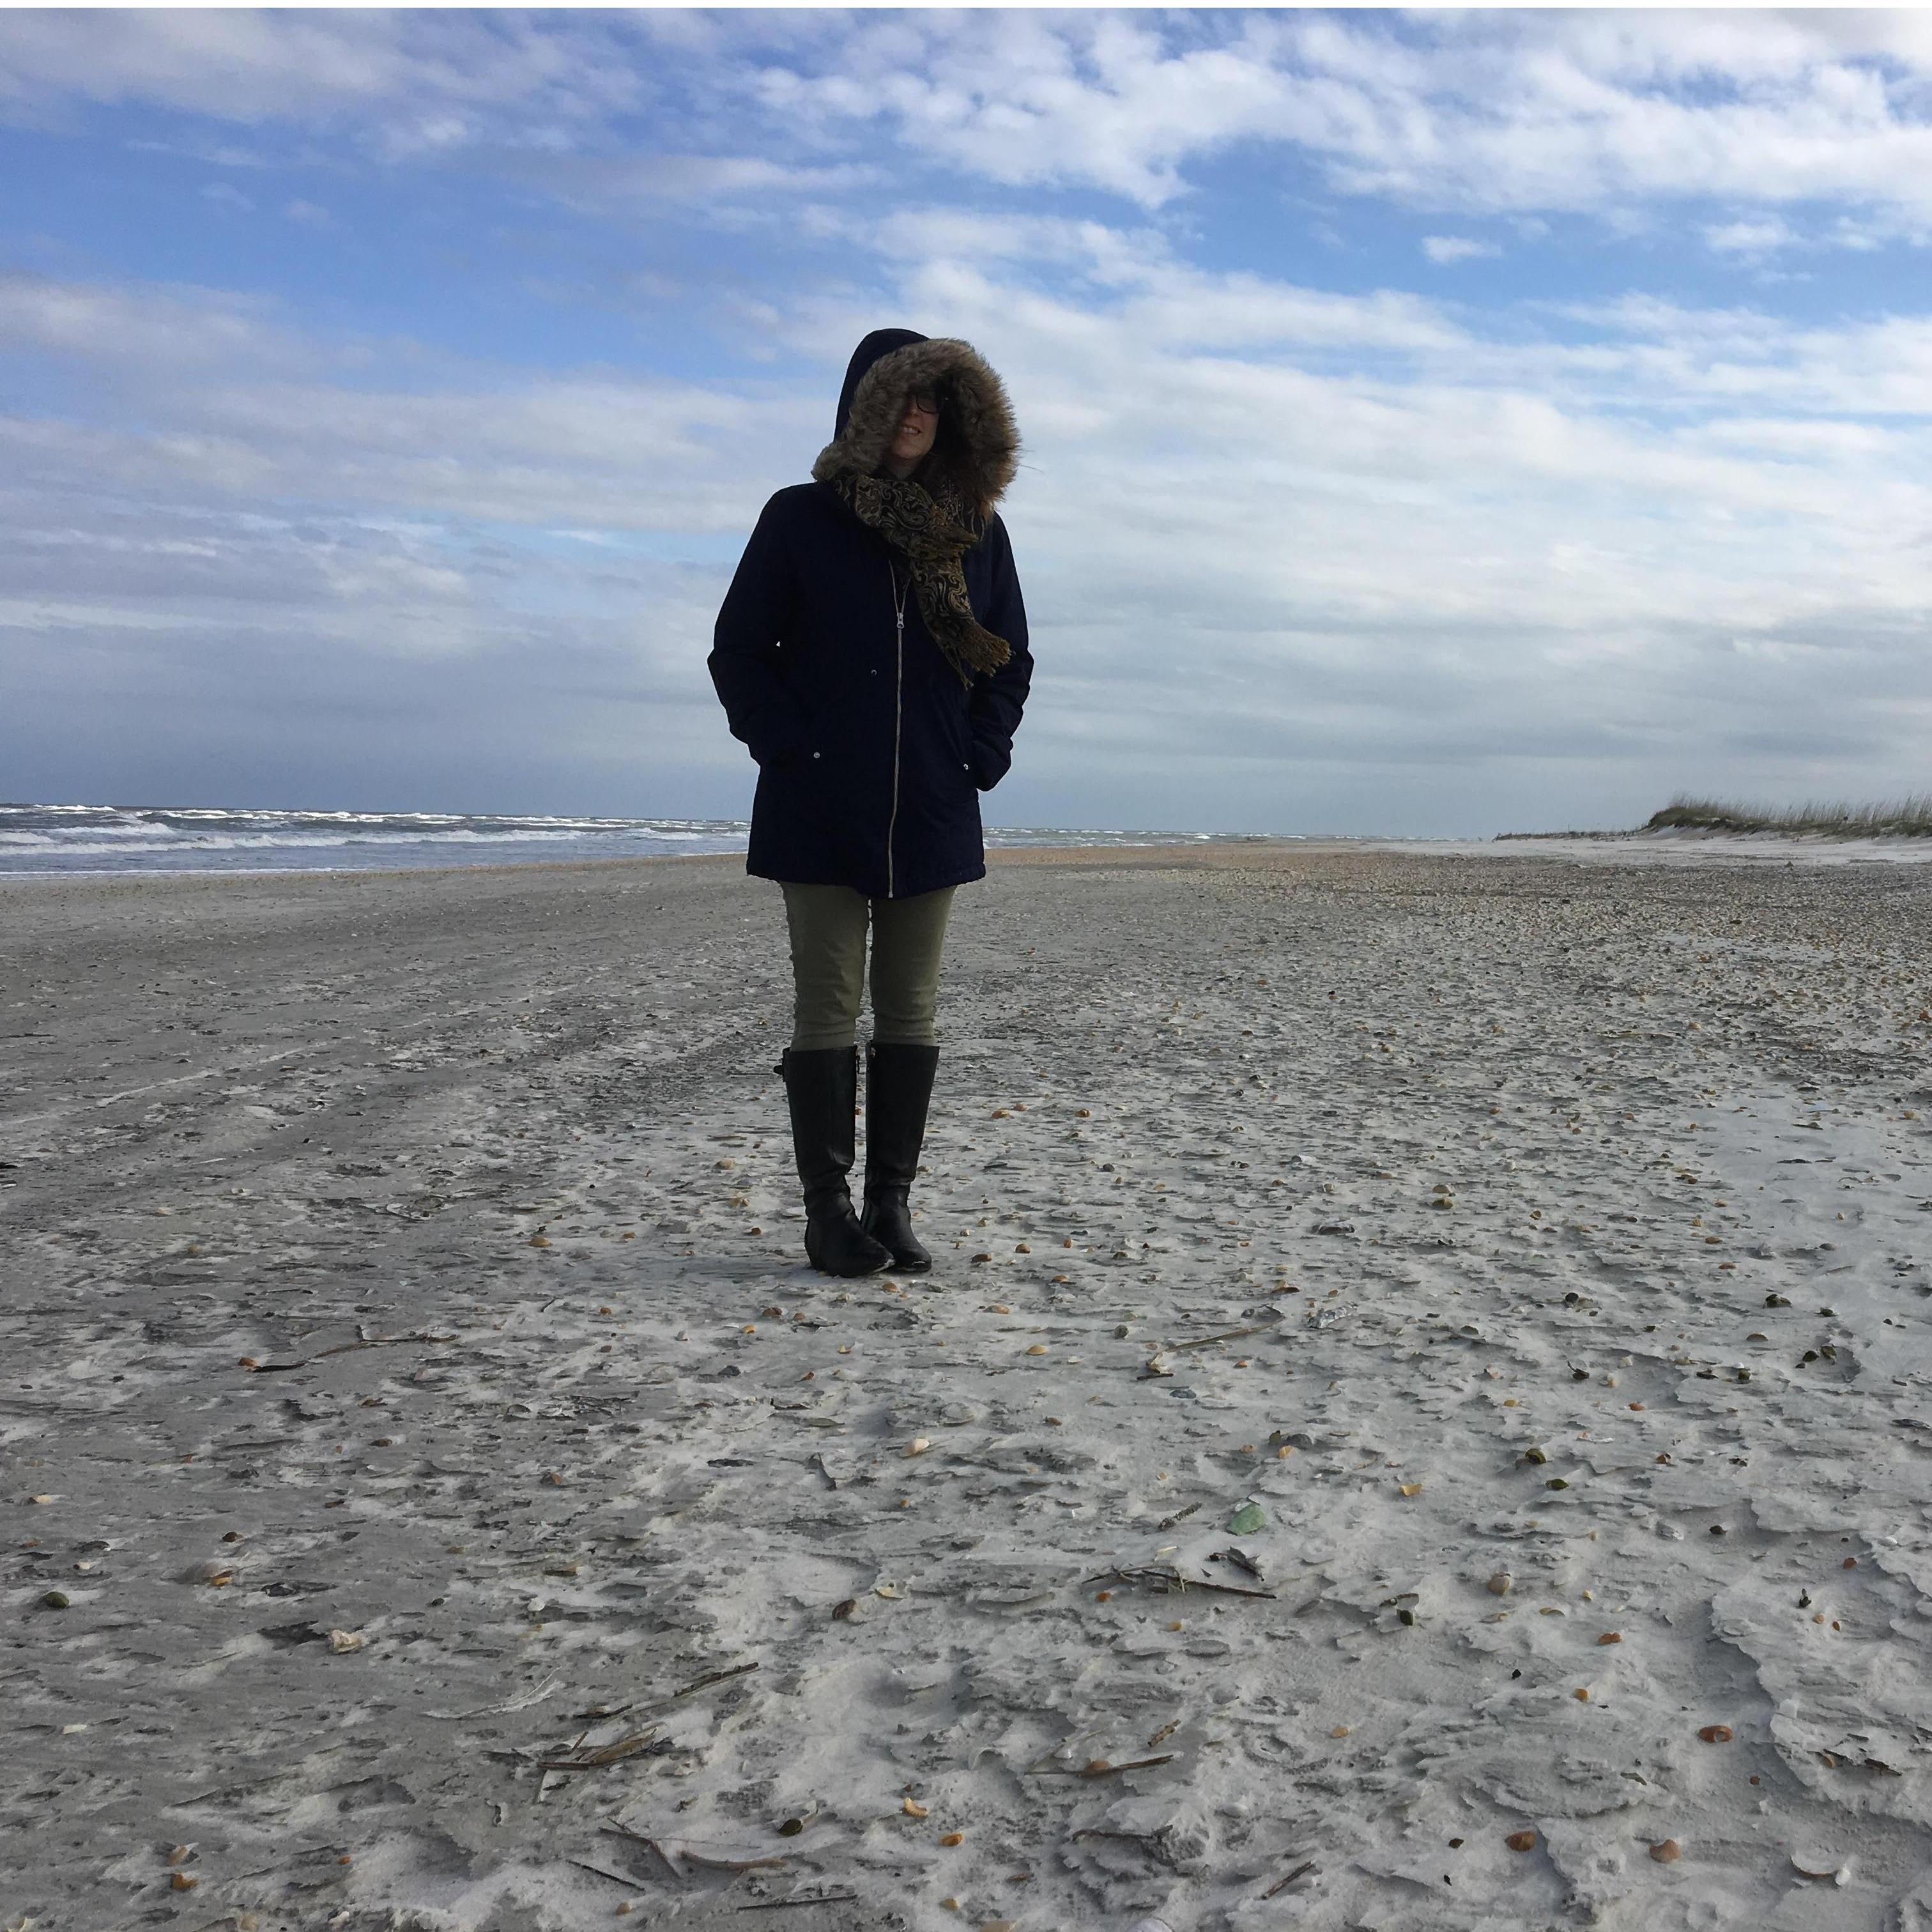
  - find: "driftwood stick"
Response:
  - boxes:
[655,1660,760,1706]
[1167,1324,1270,1353]
[566,1856,648,1890]
[1080,1753,1176,1778]
[536,1727,662,1772]
[735,1894,862,1913]
[1263,1859,1318,1899]
[597,1659,760,1722]
[1085,1563,1277,1601]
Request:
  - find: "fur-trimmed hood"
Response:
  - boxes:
[811,328,1020,523]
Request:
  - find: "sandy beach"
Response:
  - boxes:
[5,841,1931,1932]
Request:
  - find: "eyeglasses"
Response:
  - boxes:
[903,390,942,417]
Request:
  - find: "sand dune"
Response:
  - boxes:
[4,845,1931,1930]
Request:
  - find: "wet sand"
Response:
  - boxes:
[5,843,1932,1931]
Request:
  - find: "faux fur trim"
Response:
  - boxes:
[811,338,1020,522]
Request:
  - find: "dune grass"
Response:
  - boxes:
[1643,793,1932,838]
[1494,792,1932,841]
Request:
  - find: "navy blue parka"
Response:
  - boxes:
[709,329,1032,900]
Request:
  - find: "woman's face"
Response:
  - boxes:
[886,388,940,473]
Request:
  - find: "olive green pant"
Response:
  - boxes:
[781,882,958,1050]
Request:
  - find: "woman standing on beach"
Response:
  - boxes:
[709,329,1032,1278]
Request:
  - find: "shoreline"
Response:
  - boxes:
[8,824,1932,894]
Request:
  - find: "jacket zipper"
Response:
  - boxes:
[886,557,905,897]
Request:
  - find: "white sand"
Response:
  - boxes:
[4,843,1931,1931]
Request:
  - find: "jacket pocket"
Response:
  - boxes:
[935,689,976,781]
[969,730,1011,792]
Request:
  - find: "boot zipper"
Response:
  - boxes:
[887,557,905,898]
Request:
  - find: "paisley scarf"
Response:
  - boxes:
[825,468,1012,687]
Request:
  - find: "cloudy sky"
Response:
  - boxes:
[6,9,1932,836]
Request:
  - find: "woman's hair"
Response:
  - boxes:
[910,383,965,493]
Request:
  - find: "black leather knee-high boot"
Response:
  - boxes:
[779,1046,893,1278]
[860,1041,940,1273]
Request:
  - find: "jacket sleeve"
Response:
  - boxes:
[967,514,1032,792]
[709,494,810,772]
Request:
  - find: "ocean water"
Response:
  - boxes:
[0,804,1278,877]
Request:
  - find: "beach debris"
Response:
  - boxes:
[40,1591,70,1611]
[1262,1860,1318,1899]
[1313,1220,1355,1236]
[905,1437,931,1457]
[1698,1724,1734,1744]
[1304,1301,1353,1330]
[1080,1754,1176,1779]
[537,1726,665,1773]
[736,1890,860,1912]
[1139,1353,1174,1379]
[1074,1793,1205,1870]
[1170,1323,1270,1353]
[1209,1546,1264,1581]
[1227,1499,1265,1535]
[1397,1481,1423,1498]
[831,1599,857,1620]
[902,1797,928,1818]
[1790,1846,1850,1883]
[1487,1572,1514,1595]
[563,1855,648,1894]
[1650,1839,1683,1863]
[600,1823,789,1878]
[327,1629,367,1652]
[1086,1563,1275,1601]
[428,1672,562,1721]
[1505,1829,1538,1852]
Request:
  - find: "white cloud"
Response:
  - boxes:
[1421,236,1499,264]
[17,13,1932,247]
[521,151,884,211]
[8,250,1932,829]
[1704,215,1796,256]
[0,12,645,149]
[725,12,1932,234]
